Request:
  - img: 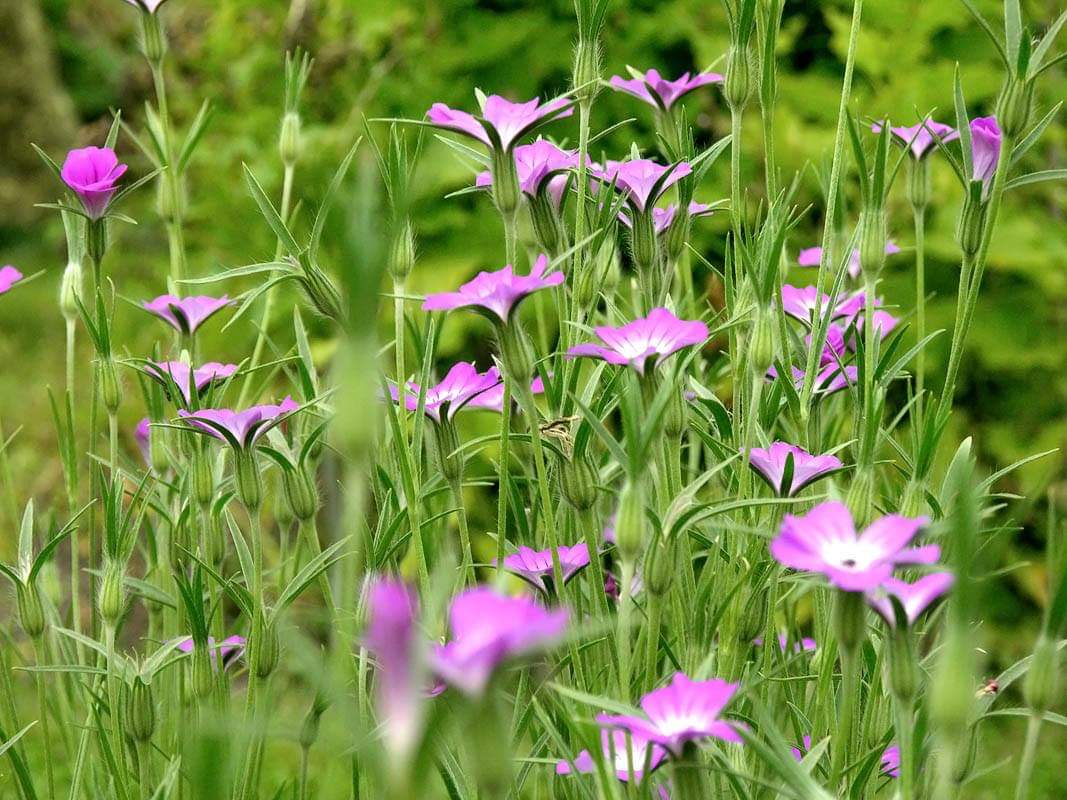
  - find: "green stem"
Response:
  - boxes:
[830,646,860,793]
[503,211,518,266]
[913,204,927,409]
[238,508,265,800]
[1014,713,1043,800]
[495,380,512,582]
[449,475,474,587]
[104,625,131,800]
[729,105,744,244]
[32,640,55,800]
[149,61,187,293]
[617,558,636,698]
[895,696,916,800]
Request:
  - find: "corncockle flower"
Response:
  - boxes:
[0,266,23,295]
[124,0,169,12]
[135,417,151,465]
[389,363,501,422]
[465,375,545,413]
[770,501,936,592]
[604,569,644,602]
[797,242,901,281]
[475,139,578,206]
[427,94,573,152]
[790,735,814,762]
[178,396,299,450]
[593,159,692,213]
[781,285,866,325]
[808,325,848,365]
[500,543,590,593]
[609,68,723,110]
[881,745,901,777]
[143,294,233,335]
[177,635,247,668]
[61,147,128,220]
[865,572,954,627]
[556,728,667,782]
[846,309,899,342]
[422,254,563,324]
[598,673,742,755]
[766,363,858,397]
[970,116,1002,196]
[566,307,708,374]
[873,121,958,160]
[754,634,817,654]
[619,201,712,234]
[747,442,843,496]
[143,361,238,404]
[431,587,568,696]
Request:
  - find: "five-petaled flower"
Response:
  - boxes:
[872,120,958,160]
[608,68,723,111]
[619,201,713,234]
[465,375,545,413]
[567,307,708,374]
[61,147,128,220]
[0,266,23,296]
[427,94,572,153]
[556,728,667,783]
[747,442,843,497]
[766,362,858,397]
[176,635,247,669]
[389,362,502,422]
[593,159,692,213]
[865,572,954,627]
[781,285,866,325]
[797,242,901,281]
[770,501,937,592]
[422,254,563,323]
[499,544,591,593]
[143,294,233,335]
[143,361,238,405]
[178,396,299,450]
[475,139,579,206]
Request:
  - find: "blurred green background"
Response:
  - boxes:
[2,0,1065,794]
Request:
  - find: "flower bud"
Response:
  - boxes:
[388,220,417,281]
[235,450,263,512]
[995,76,1034,139]
[614,480,646,562]
[204,513,226,567]
[628,211,659,277]
[156,177,184,223]
[572,39,601,104]
[899,479,926,518]
[857,209,888,279]
[845,468,875,528]
[748,313,775,378]
[101,358,122,415]
[150,424,170,474]
[724,45,752,110]
[279,111,302,168]
[490,148,521,218]
[98,561,126,626]
[126,675,157,743]
[886,626,919,703]
[302,265,346,325]
[955,188,989,259]
[663,211,691,266]
[645,538,675,597]
[560,456,598,511]
[528,193,567,258]
[16,583,46,639]
[930,634,974,738]
[59,261,83,323]
[191,446,214,508]
[433,420,463,482]
[282,463,319,522]
[737,586,768,643]
[907,158,930,212]
[300,701,324,750]
[139,12,168,65]
[497,323,534,384]
[192,643,214,699]
[1023,634,1059,714]
[256,618,280,679]
[831,590,866,657]
[86,219,109,267]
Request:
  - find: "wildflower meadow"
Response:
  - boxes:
[2,0,1067,798]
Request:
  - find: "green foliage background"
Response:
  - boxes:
[1,0,1065,794]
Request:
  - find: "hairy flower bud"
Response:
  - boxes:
[497,323,534,384]
[490,148,521,218]
[845,468,875,528]
[663,212,690,266]
[857,209,888,279]
[101,358,122,415]
[724,45,752,110]
[1023,634,1059,714]
[156,176,183,223]
[907,158,930,212]
[433,419,463,482]
[98,561,126,625]
[16,582,46,639]
[279,111,302,168]
[628,211,659,277]
[59,261,83,323]
[126,676,157,743]
[831,589,866,657]
[528,193,567,258]
[748,313,775,378]
[302,265,346,325]
[572,39,601,104]
[560,456,598,511]
[192,644,214,699]
[139,12,168,65]
[955,187,988,259]
[256,619,280,679]
[737,586,768,643]
[388,220,417,281]
[282,463,319,522]
[191,446,214,508]
[299,701,324,750]
[614,480,646,562]
[886,625,918,703]
[150,424,169,474]
[235,450,263,511]
[995,76,1034,139]
[645,538,675,597]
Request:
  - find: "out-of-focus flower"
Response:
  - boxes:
[881,744,901,778]
[176,635,246,669]
[475,139,579,206]
[143,361,238,405]
[770,501,936,592]
[865,573,954,627]
[143,294,232,335]
[755,634,817,654]
[0,266,24,295]
[135,418,152,465]
[499,544,591,593]
[747,442,843,497]
[781,285,866,325]
[178,396,299,450]
[388,363,501,422]
[872,121,958,160]
[465,375,545,413]
[427,94,572,152]
[593,159,691,213]
[608,68,723,110]
[431,587,568,696]
[422,254,563,323]
[790,734,814,762]
[597,673,742,755]
[970,116,1002,197]
[797,242,901,281]
[61,147,128,220]
[556,728,667,781]
[566,307,708,374]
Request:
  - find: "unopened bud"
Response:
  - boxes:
[645,538,675,597]
[955,187,989,259]
[628,210,659,276]
[16,583,46,639]
[996,77,1034,139]
[59,262,83,322]
[857,209,888,279]
[529,192,567,258]
[156,177,183,223]
[279,111,302,167]
[101,358,122,415]
[614,480,646,562]
[1023,634,1059,713]
[300,701,324,750]
[907,158,930,211]
[235,450,263,511]
[256,618,280,679]
[282,463,319,522]
[748,313,775,377]
[191,447,214,508]
[497,323,534,384]
[388,220,416,280]
[560,456,598,511]
[845,468,875,528]
[126,676,157,742]
[663,211,690,266]
[139,11,168,65]
[831,590,866,657]
[302,265,346,325]
[737,586,768,643]
[724,45,752,110]
[98,561,126,625]
[886,625,919,702]
[490,149,520,218]
[572,39,601,104]
[433,420,463,482]
[192,644,214,699]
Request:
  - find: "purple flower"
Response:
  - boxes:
[604,569,644,602]
[556,728,667,782]
[747,442,843,496]
[781,285,866,325]
[770,501,937,592]
[500,544,591,593]
[593,159,692,212]
[124,0,169,12]
[178,396,299,449]
[608,68,723,110]
[872,121,958,160]
[790,735,814,762]
[766,363,859,397]
[754,634,817,654]
[566,307,708,374]
[797,242,901,281]
[389,362,501,422]
[143,361,238,405]
[881,745,901,778]
[427,94,572,152]
[60,147,128,220]
[176,635,247,669]
[475,139,579,206]
[135,417,152,465]
[422,254,563,323]
[865,572,954,627]
[465,375,545,413]
[970,116,1002,197]
[431,587,568,696]
[0,266,24,295]
[143,294,233,335]
[619,201,713,234]
[598,673,742,755]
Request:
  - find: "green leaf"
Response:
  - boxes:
[309,138,362,259]
[1004,169,1067,190]
[178,100,215,173]
[243,164,302,256]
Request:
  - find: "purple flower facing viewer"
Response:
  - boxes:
[567,307,708,374]
[178,396,299,450]
[873,120,958,160]
[475,140,578,206]
[176,635,246,669]
[609,68,723,110]
[500,543,591,593]
[556,728,667,782]
[593,159,692,213]
[143,294,233,335]
[747,442,843,497]
[422,254,563,323]
[143,361,238,405]
[598,673,742,756]
[0,266,23,296]
[865,572,955,627]
[431,587,568,696]
[770,501,936,592]
[61,147,128,220]
[389,362,501,423]
[781,285,866,325]
[797,242,901,281]
[970,116,1002,197]
[427,94,572,152]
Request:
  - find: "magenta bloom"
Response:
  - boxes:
[970,116,1002,197]
[598,673,741,755]
[755,634,817,654]
[0,266,23,296]
[567,307,708,374]
[61,147,128,220]
[423,254,563,323]
[619,201,713,234]
[881,745,901,778]
[766,362,858,397]
[427,94,572,152]
[770,501,937,592]
[781,285,866,325]
[135,417,152,465]
[176,635,246,668]
[178,396,299,449]
[594,159,691,212]
[143,361,238,405]
[608,68,723,110]
[431,587,568,696]
[476,139,578,205]
[124,0,169,12]
[797,241,901,281]
[389,362,501,422]
[873,120,958,160]
[865,572,954,627]
[466,375,545,413]
[747,442,843,496]
[143,294,232,335]
[500,543,591,592]
[557,728,667,782]
[790,735,814,762]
